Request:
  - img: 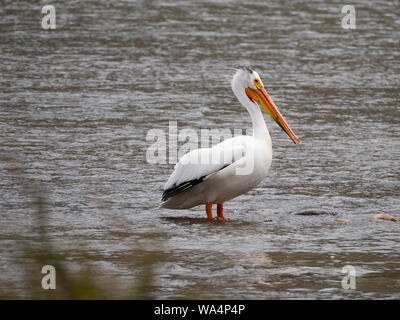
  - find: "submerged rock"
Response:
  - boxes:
[294,210,337,216]
[371,213,397,222]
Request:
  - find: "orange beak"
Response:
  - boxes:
[245,87,300,144]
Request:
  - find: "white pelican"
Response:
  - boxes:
[161,67,300,221]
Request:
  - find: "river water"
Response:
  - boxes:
[0,0,399,299]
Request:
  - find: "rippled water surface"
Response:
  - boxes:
[0,1,399,299]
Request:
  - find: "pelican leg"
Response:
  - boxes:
[217,204,232,221]
[205,203,213,220]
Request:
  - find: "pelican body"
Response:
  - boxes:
[161,68,300,221]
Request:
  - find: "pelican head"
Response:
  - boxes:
[232,67,300,144]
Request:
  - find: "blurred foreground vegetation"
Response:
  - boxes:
[0,155,168,299]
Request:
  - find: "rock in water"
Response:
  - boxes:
[294,210,337,216]
[371,213,397,222]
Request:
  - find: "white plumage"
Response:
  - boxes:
[161,68,299,220]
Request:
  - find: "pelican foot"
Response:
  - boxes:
[215,216,234,222]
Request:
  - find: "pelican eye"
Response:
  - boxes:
[254,78,261,89]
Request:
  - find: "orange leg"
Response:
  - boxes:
[217,204,232,221]
[205,203,213,220]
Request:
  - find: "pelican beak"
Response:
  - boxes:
[245,87,300,144]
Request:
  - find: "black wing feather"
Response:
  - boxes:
[161,164,229,202]
[162,176,206,202]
